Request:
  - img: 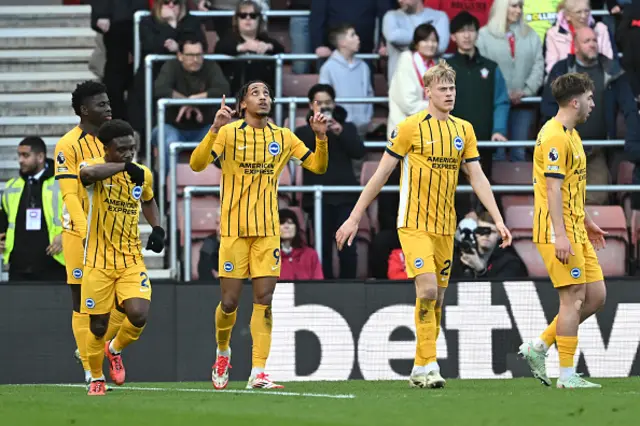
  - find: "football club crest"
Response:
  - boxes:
[571,268,581,279]
[268,141,281,156]
[73,268,83,279]
[223,261,234,272]
[85,298,95,309]
[414,258,424,269]
[132,186,142,200]
[453,136,464,151]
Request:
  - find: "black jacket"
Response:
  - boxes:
[90,0,148,30]
[541,54,640,162]
[451,245,528,280]
[295,106,365,207]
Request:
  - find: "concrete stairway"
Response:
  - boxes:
[0,5,167,277]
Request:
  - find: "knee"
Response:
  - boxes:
[254,288,274,306]
[126,310,148,328]
[221,298,239,313]
[89,316,109,338]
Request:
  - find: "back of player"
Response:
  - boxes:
[519,73,605,389]
[190,82,329,390]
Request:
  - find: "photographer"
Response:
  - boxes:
[451,213,528,280]
[295,83,365,279]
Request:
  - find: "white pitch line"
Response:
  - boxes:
[25,383,356,399]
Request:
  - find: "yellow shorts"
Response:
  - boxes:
[398,228,454,287]
[80,264,151,314]
[219,236,281,279]
[62,232,85,285]
[536,241,604,288]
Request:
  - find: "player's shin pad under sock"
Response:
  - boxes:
[72,311,91,371]
[435,307,442,340]
[104,309,126,342]
[112,317,145,353]
[250,304,273,369]
[556,335,578,369]
[216,303,237,352]
[86,332,106,380]
[414,298,437,366]
[540,316,558,349]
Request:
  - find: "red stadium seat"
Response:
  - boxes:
[177,196,220,245]
[631,210,640,262]
[501,195,534,211]
[584,205,628,242]
[282,74,319,98]
[513,240,546,277]
[190,241,204,280]
[283,116,307,130]
[168,163,221,199]
[360,161,380,233]
[492,161,532,184]
[505,205,535,239]
[595,239,628,277]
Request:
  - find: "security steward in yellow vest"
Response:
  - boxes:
[0,137,66,281]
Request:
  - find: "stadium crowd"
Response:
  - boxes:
[4,0,640,282]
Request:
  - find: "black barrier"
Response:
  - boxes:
[2,280,639,384]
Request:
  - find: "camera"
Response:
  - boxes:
[320,107,333,120]
[455,218,477,254]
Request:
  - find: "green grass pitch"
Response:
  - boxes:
[2,378,639,426]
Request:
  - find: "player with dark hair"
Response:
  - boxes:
[54,80,127,387]
[519,73,606,389]
[190,80,328,390]
[78,119,164,396]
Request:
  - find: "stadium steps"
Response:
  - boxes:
[0,27,96,48]
[0,92,74,117]
[0,49,93,72]
[0,5,91,28]
[0,71,97,93]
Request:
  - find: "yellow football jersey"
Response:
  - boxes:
[83,158,154,270]
[386,111,480,235]
[190,120,328,237]
[532,118,587,244]
[54,126,105,237]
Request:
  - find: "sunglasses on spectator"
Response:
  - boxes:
[474,227,496,236]
[238,12,259,20]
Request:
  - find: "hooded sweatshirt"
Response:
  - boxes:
[318,50,373,133]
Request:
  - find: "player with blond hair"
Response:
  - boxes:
[336,60,512,388]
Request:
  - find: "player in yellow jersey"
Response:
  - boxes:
[78,119,164,396]
[54,81,126,387]
[336,61,512,389]
[190,80,328,390]
[518,73,606,389]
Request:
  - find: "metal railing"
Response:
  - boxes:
[182,183,640,281]
[134,9,311,74]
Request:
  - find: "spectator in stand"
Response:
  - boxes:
[544,0,614,74]
[383,0,449,80]
[311,0,394,62]
[617,0,640,98]
[477,0,544,162]
[90,0,149,121]
[295,84,365,279]
[214,0,285,93]
[0,137,66,282]
[424,0,494,52]
[319,24,374,137]
[128,0,204,140]
[153,37,230,174]
[279,209,324,281]
[197,206,221,280]
[387,23,439,139]
[523,0,561,42]
[197,0,269,39]
[450,213,528,279]
[288,0,312,74]
[448,11,509,179]
[541,27,640,205]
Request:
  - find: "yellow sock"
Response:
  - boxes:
[104,309,126,342]
[414,298,437,365]
[216,303,237,352]
[112,317,145,353]
[72,311,91,371]
[540,316,558,348]
[556,335,578,368]
[250,304,273,368]
[86,330,106,380]
[435,307,443,340]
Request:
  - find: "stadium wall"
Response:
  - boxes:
[1,280,639,384]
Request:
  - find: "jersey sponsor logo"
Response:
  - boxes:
[56,152,65,165]
[571,268,582,279]
[548,147,559,162]
[453,136,464,151]
[414,258,424,269]
[426,156,459,170]
[72,268,83,279]
[239,162,275,175]
[268,141,281,156]
[223,261,234,272]
[85,298,95,309]
[103,197,139,215]
[132,186,142,200]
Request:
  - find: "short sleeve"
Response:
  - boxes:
[541,135,568,179]
[289,129,312,163]
[142,167,155,201]
[385,121,413,159]
[54,141,77,179]
[462,122,480,162]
